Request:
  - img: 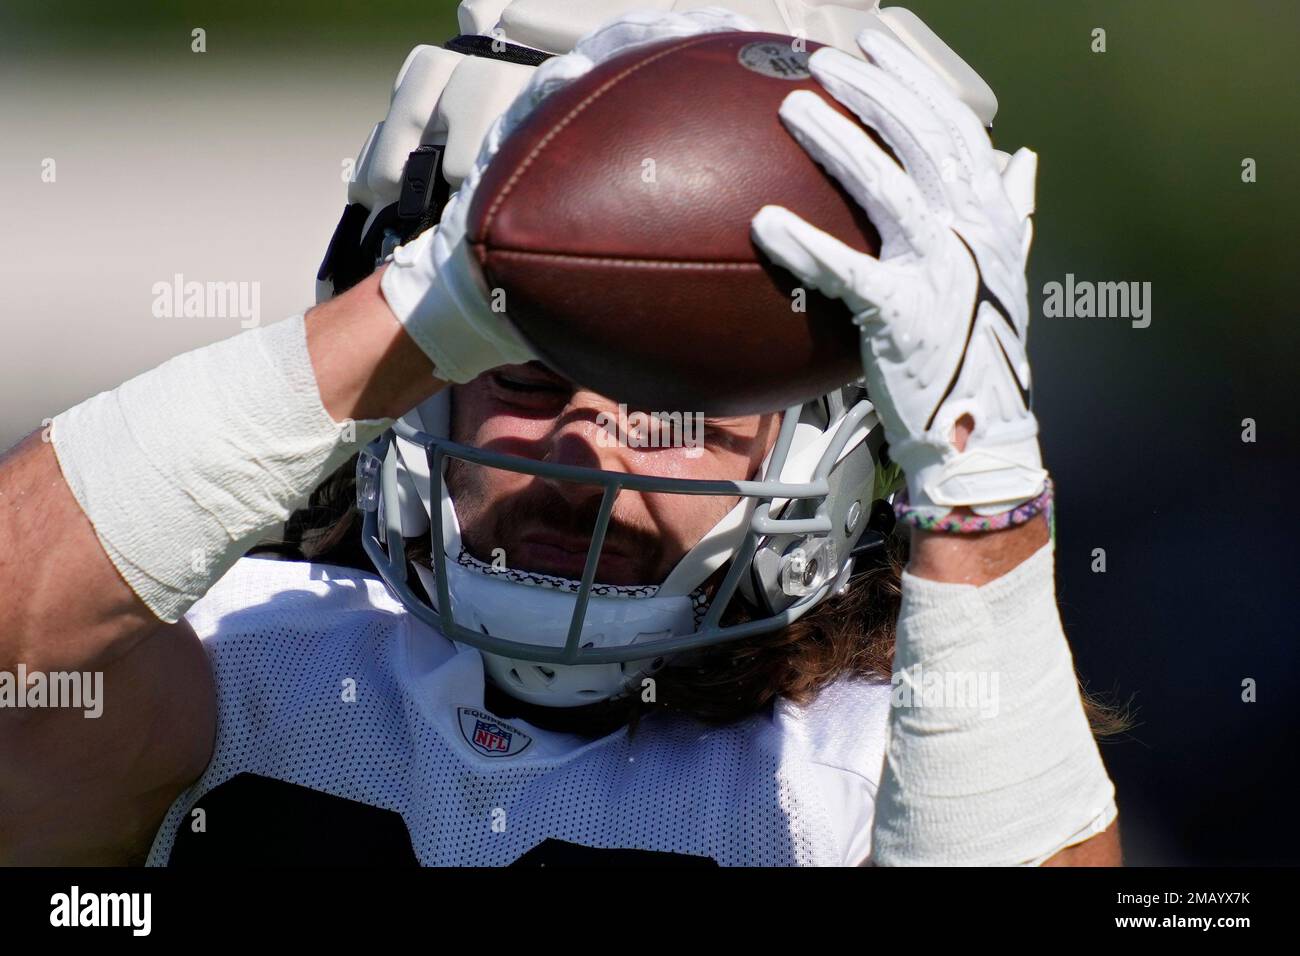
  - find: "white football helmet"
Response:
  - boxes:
[359,384,891,707]
[323,0,997,707]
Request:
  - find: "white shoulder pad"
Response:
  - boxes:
[804,2,884,53]
[353,44,463,222]
[495,0,798,53]
[878,6,997,124]
[346,120,384,209]
[351,1,995,237]
[474,1,996,123]
[434,56,536,185]
[351,42,534,236]
[459,0,515,35]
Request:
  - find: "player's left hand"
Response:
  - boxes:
[751,29,1046,517]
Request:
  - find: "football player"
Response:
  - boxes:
[0,1,1119,866]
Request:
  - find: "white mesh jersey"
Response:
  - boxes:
[146,556,892,867]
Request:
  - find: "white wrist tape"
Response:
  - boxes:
[51,315,391,623]
[871,540,1117,865]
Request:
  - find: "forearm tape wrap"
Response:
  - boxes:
[871,541,1117,865]
[51,315,391,622]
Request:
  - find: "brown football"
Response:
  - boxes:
[466,31,882,416]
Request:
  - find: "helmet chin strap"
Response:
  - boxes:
[451,546,699,605]
[410,557,703,708]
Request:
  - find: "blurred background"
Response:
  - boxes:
[1,1,1296,864]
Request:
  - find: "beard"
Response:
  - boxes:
[445,457,674,587]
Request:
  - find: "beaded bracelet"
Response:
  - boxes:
[893,477,1054,534]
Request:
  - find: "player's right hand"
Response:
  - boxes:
[378,164,536,384]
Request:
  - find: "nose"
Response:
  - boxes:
[540,390,635,508]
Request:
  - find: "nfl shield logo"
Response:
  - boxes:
[458,706,533,758]
[474,719,510,753]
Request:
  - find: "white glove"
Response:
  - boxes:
[751,29,1046,517]
[381,5,757,384]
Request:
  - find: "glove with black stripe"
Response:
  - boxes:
[752,29,1046,518]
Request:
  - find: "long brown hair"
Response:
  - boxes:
[250,455,1131,738]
